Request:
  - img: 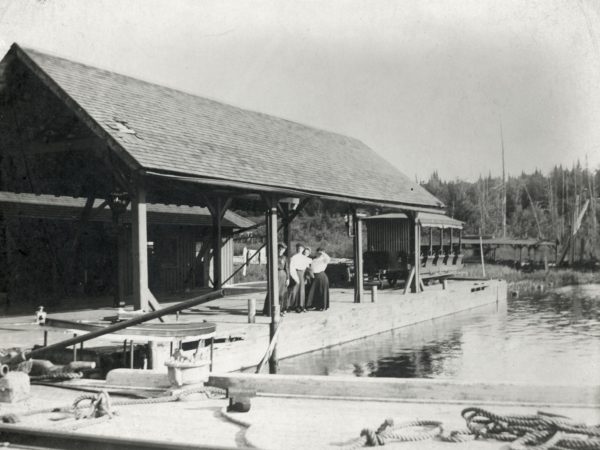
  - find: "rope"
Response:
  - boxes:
[0,385,227,427]
[29,371,84,382]
[344,408,600,449]
[459,407,600,450]
[343,418,443,448]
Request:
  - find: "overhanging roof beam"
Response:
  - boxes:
[143,170,444,214]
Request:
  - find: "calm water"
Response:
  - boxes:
[279,285,600,385]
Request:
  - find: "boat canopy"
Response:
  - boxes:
[364,212,463,229]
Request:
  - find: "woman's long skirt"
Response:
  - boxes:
[287,269,306,311]
[306,272,329,310]
[262,269,289,316]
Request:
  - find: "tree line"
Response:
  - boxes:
[421,164,599,261]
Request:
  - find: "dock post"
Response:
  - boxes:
[72,333,77,361]
[371,285,377,303]
[265,197,280,374]
[132,183,149,312]
[353,208,364,303]
[412,213,421,293]
[129,340,134,368]
[248,298,256,323]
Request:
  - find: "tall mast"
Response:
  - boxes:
[500,121,507,238]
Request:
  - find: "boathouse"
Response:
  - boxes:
[0,191,253,304]
[363,212,464,288]
[0,43,460,368]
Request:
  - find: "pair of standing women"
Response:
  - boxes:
[288,243,330,313]
[262,242,330,316]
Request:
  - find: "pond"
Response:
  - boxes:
[278,284,600,385]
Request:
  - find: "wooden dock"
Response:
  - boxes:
[0,279,507,374]
[0,372,597,450]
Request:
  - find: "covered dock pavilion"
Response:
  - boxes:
[0,43,472,372]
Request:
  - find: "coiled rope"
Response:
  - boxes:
[345,407,600,449]
[343,419,443,449]
[1,385,227,430]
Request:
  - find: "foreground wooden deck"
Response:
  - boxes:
[1,374,597,450]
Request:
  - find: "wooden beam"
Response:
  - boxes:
[353,208,364,303]
[205,196,231,289]
[132,184,149,311]
[281,203,292,267]
[264,196,280,374]
[144,170,445,214]
[412,213,421,293]
[115,222,127,307]
[2,137,103,157]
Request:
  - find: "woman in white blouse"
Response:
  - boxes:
[306,247,331,311]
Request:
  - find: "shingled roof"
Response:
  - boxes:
[5,43,443,210]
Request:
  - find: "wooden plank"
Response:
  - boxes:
[208,373,600,407]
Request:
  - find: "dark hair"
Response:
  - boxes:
[296,243,304,250]
[316,247,324,252]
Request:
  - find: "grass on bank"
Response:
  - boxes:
[463,263,600,293]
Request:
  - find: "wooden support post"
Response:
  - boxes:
[412,213,421,293]
[116,223,127,307]
[132,185,149,311]
[371,285,377,303]
[129,340,134,369]
[439,227,444,252]
[210,337,214,371]
[148,341,157,370]
[429,228,433,254]
[282,203,293,268]
[479,229,486,278]
[206,196,231,289]
[449,228,454,253]
[265,197,280,374]
[353,209,364,303]
[213,197,223,289]
[248,298,256,324]
[72,333,77,361]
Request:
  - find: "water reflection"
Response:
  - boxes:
[279,286,600,385]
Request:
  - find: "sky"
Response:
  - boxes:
[1,0,599,181]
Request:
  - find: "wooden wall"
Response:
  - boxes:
[366,219,412,256]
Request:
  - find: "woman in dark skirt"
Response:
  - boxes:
[262,243,289,316]
[306,248,331,311]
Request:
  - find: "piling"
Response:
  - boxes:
[248,298,256,324]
